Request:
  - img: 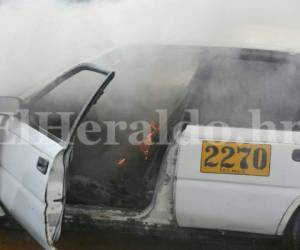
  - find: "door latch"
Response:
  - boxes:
[37,157,49,175]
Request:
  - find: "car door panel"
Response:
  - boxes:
[0,117,64,249]
[176,179,300,234]
[0,121,63,201]
[175,125,300,235]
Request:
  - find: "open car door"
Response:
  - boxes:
[0,64,114,249]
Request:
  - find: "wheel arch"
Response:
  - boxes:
[277,195,300,235]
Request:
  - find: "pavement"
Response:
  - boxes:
[0,229,286,250]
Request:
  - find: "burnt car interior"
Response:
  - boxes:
[26,46,300,211]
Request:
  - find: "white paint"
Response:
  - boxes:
[0,116,65,249]
[175,125,300,235]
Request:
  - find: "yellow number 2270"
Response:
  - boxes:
[200,141,271,176]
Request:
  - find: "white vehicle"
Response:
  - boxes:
[1,46,300,250]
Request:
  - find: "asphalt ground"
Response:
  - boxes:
[0,229,286,250]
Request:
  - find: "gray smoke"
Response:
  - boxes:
[1,0,300,96]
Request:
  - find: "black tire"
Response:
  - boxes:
[285,208,300,250]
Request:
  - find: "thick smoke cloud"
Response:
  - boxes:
[1,0,300,95]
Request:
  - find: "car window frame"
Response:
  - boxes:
[22,63,115,146]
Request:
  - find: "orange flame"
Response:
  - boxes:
[117,157,127,167]
[139,121,160,160]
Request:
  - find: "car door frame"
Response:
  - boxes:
[0,63,114,249]
[23,62,115,146]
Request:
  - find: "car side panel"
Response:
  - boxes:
[175,126,300,235]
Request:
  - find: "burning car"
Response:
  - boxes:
[1,46,300,249]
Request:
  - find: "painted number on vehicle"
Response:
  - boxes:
[200,141,271,176]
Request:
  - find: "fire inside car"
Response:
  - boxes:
[27,46,300,211]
